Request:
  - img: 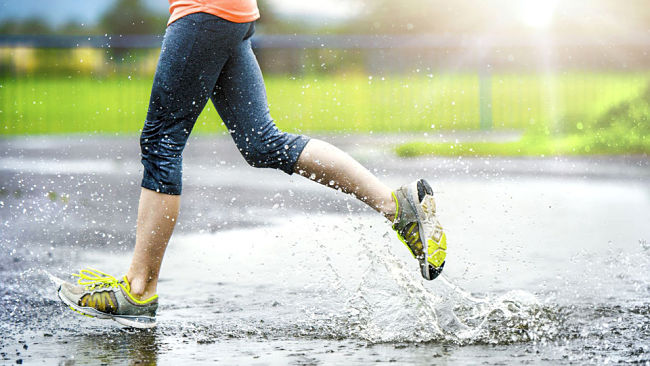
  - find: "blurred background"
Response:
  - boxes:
[0,0,648,156]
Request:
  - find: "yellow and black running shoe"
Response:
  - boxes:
[392,179,447,280]
[57,268,158,329]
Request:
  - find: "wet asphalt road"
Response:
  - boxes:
[0,134,649,365]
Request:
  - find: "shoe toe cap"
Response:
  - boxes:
[59,281,84,298]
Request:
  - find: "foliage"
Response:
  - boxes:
[395,84,650,157]
[585,84,650,153]
[0,18,52,34]
[0,0,167,36]
[348,0,650,35]
[2,0,649,36]
[98,0,167,35]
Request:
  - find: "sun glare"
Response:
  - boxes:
[519,0,559,29]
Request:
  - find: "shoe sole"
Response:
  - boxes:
[57,286,157,329]
[406,179,443,280]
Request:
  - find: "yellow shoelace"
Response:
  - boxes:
[71,268,158,304]
[72,268,120,291]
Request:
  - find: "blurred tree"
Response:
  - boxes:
[256,0,308,34]
[0,20,21,34]
[22,18,53,34]
[98,0,167,35]
[347,0,508,34]
[348,0,650,35]
[58,21,90,35]
[0,18,51,34]
[257,0,279,29]
[96,0,167,63]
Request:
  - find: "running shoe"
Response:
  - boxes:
[392,179,447,280]
[57,268,158,328]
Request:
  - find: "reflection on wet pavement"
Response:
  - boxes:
[1,136,649,364]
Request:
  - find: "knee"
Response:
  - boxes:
[140,121,185,162]
[234,126,309,174]
[236,134,285,169]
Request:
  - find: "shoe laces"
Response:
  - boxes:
[73,268,121,291]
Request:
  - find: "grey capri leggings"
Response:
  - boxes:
[140,12,310,195]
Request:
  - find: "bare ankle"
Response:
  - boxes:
[382,195,397,222]
[385,212,396,222]
[126,273,157,300]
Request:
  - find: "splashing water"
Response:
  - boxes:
[2,136,649,364]
[330,223,560,345]
[1,211,648,364]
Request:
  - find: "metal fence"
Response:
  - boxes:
[1,34,649,134]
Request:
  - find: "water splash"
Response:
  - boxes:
[336,227,561,345]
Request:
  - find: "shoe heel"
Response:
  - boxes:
[421,262,445,281]
[416,179,434,201]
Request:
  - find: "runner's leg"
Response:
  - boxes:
[127,190,180,300]
[126,14,252,299]
[294,139,395,220]
[210,29,396,221]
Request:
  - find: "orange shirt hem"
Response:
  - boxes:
[168,2,260,25]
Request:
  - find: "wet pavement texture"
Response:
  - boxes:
[1,134,649,365]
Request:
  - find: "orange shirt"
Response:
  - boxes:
[168,0,260,25]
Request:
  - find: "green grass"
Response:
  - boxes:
[395,133,649,157]
[1,72,648,136]
[396,84,650,157]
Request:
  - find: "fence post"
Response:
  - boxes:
[479,69,493,130]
